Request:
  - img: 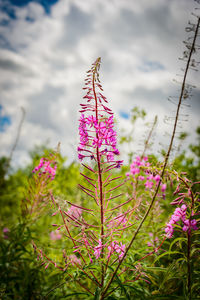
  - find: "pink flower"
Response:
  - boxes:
[147,175,154,180]
[67,206,82,219]
[161,184,167,193]
[116,160,123,168]
[182,225,189,232]
[94,239,103,259]
[181,204,187,211]
[147,242,152,247]
[190,219,198,230]
[107,244,114,259]
[145,181,154,189]
[3,227,9,239]
[107,214,128,228]
[154,174,160,182]
[107,152,114,162]
[182,219,198,232]
[129,156,150,178]
[165,223,174,238]
[33,158,57,180]
[113,148,120,155]
[107,241,126,260]
[50,230,62,241]
[130,166,140,175]
[86,115,97,127]
[77,58,122,169]
[165,204,198,238]
[69,254,81,266]
[115,242,125,259]
[45,263,50,269]
[78,153,85,161]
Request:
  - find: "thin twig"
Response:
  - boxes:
[142,115,158,158]
[4,107,25,175]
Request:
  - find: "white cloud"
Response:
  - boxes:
[0,0,199,168]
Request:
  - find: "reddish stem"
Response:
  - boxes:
[92,63,105,287]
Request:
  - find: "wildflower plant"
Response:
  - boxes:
[126,155,167,200]
[21,151,59,220]
[30,58,138,297]
[153,172,200,298]
[29,14,200,297]
[29,47,200,298]
[2,15,200,297]
[68,58,130,286]
[31,58,170,299]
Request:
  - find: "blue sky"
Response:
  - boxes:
[3,0,58,14]
[0,104,11,131]
[0,0,199,168]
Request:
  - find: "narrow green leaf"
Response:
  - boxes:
[114,274,131,300]
[169,237,187,252]
[154,251,183,263]
[94,287,101,300]
[63,292,90,298]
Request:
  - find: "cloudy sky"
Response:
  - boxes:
[0,0,199,168]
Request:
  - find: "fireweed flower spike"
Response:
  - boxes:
[31,59,135,293]
[78,58,122,167]
[32,157,57,180]
[165,204,198,239]
[126,156,167,198]
[77,57,128,285]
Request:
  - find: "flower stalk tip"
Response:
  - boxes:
[78,57,123,169]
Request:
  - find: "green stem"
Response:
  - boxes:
[187,231,191,300]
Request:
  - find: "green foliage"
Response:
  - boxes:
[0,124,200,299]
[0,223,46,299]
[0,157,28,225]
[130,107,146,124]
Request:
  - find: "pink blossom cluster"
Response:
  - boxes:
[107,241,126,260]
[165,204,198,238]
[129,156,150,175]
[2,227,9,239]
[50,230,62,241]
[147,232,159,248]
[94,239,103,259]
[126,156,166,195]
[51,206,82,231]
[78,114,120,163]
[78,114,89,147]
[107,213,128,228]
[32,158,57,180]
[77,57,123,168]
[67,206,82,219]
[69,254,81,266]
[94,239,125,260]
